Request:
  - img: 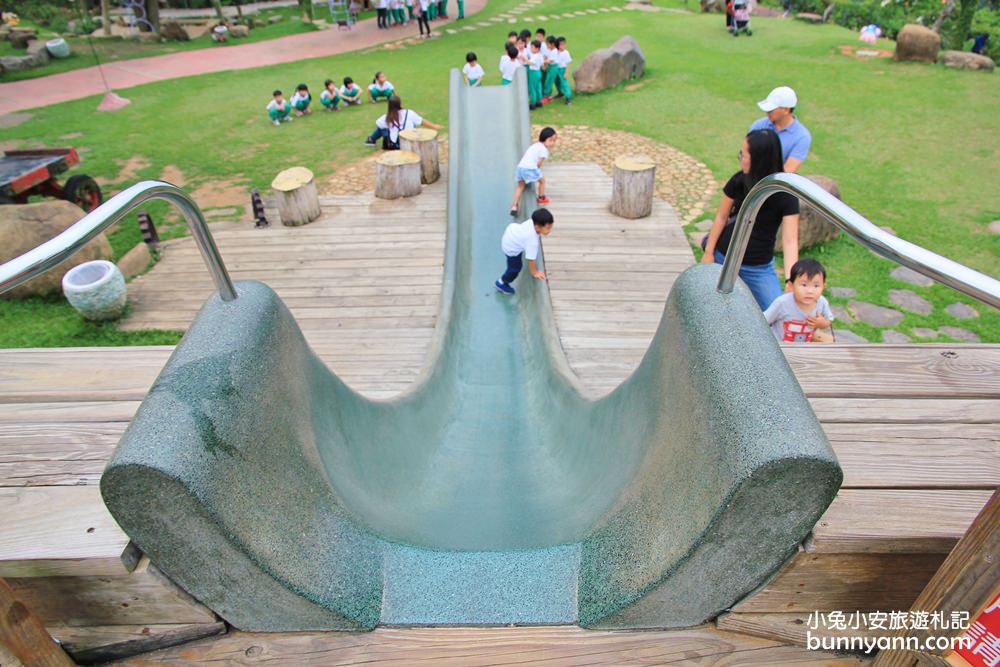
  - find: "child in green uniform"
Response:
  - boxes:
[553,36,572,106]
[368,71,395,103]
[320,79,341,112]
[542,35,558,99]
[266,89,293,126]
[340,77,363,105]
[527,41,544,110]
[289,83,312,116]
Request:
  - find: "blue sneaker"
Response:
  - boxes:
[495,279,515,295]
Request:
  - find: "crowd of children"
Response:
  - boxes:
[374,0,464,37]
[490,29,573,109]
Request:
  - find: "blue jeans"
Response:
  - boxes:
[501,253,523,285]
[368,127,390,143]
[714,250,782,310]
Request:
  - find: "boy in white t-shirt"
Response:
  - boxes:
[527,40,545,109]
[463,51,484,87]
[552,36,572,106]
[509,127,557,215]
[495,208,554,295]
[289,83,312,116]
[499,42,519,85]
[266,89,293,126]
[320,79,341,112]
[763,259,835,343]
[340,76,363,105]
[541,35,559,100]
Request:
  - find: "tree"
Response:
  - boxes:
[101,0,110,35]
[145,0,160,32]
[299,0,314,22]
[953,0,978,47]
[210,0,226,24]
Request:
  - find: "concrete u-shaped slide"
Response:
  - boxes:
[102,70,842,631]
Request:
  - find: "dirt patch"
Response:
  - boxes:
[190,176,249,210]
[319,136,451,196]
[0,140,25,153]
[59,132,84,139]
[97,155,153,186]
[160,164,187,187]
[837,44,893,60]
[0,112,32,129]
[624,81,649,91]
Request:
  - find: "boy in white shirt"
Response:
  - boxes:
[763,259,835,342]
[266,89,293,126]
[320,79,341,112]
[463,52,484,86]
[495,208,554,295]
[553,36,572,106]
[289,83,312,116]
[499,42,519,85]
[340,76,363,105]
[541,35,559,100]
[509,126,557,215]
[527,40,545,109]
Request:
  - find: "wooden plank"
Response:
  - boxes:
[784,345,1000,398]
[808,489,994,554]
[111,625,864,666]
[717,611,883,649]
[0,401,141,424]
[731,552,946,613]
[808,398,1000,424]
[7,557,217,627]
[0,487,136,576]
[872,490,1000,667]
[50,622,225,665]
[0,577,74,667]
[828,423,999,489]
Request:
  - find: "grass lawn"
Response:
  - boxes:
[0,6,348,83]
[1,0,998,346]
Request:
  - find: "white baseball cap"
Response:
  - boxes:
[757,86,798,112]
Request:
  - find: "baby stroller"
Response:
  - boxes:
[732,0,752,36]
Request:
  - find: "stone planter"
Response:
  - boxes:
[46,38,71,59]
[61,260,128,321]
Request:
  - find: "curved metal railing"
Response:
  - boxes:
[0,180,237,301]
[718,173,1000,310]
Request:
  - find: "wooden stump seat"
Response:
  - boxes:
[271,167,321,227]
[375,151,422,200]
[610,154,656,219]
[399,128,440,185]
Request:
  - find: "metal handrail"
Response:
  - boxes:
[717,173,1000,310]
[0,180,237,301]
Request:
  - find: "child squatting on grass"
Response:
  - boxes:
[290,83,312,116]
[763,258,835,343]
[266,90,293,126]
[463,52,485,87]
[340,77,363,105]
[368,71,395,103]
[495,208,554,295]
[510,127,557,216]
[320,79,341,112]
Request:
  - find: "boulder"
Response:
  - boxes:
[229,24,250,38]
[0,200,114,300]
[8,29,38,49]
[160,21,191,41]
[937,50,995,72]
[572,36,645,95]
[773,175,841,252]
[25,40,50,66]
[700,0,725,12]
[0,55,37,72]
[895,24,940,63]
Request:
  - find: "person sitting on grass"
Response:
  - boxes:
[463,52,485,87]
[509,126,557,216]
[763,258,835,342]
[364,95,442,149]
[340,77,363,105]
[289,83,312,116]
[320,79,341,112]
[495,208,554,295]
[368,71,396,103]
[499,42,519,86]
[700,128,800,310]
[266,89,293,126]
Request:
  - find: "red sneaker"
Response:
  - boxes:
[541,96,553,104]
[537,196,551,204]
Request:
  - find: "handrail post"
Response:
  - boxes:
[715,173,1000,310]
[0,180,237,302]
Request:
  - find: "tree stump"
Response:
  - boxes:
[271,166,321,226]
[399,128,440,185]
[610,154,656,219]
[375,151,422,200]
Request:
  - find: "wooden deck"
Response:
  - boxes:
[0,162,997,663]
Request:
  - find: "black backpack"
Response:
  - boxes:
[383,110,409,150]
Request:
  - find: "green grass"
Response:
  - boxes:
[0,7,333,83]
[1,0,998,346]
[0,297,182,347]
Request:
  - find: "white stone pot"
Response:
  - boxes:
[61,260,128,321]
[46,38,71,59]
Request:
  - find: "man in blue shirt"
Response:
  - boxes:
[749,86,811,173]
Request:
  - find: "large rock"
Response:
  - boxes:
[8,29,38,49]
[937,50,995,72]
[774,174,841,251]
[160,21,191,41]
[0,55,36,72]
[895,24,940,63]
[25,40,50,66]
[229,24,250,38]
[700,0,725,12]
[0,200,114,299]
[572,36,645,94]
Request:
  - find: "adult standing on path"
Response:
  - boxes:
[415,0,432,38]
[701,129,800,310]
[749,86,811,174]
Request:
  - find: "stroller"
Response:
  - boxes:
[732,0,752,36]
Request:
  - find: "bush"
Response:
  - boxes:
[971,6,1000,60]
